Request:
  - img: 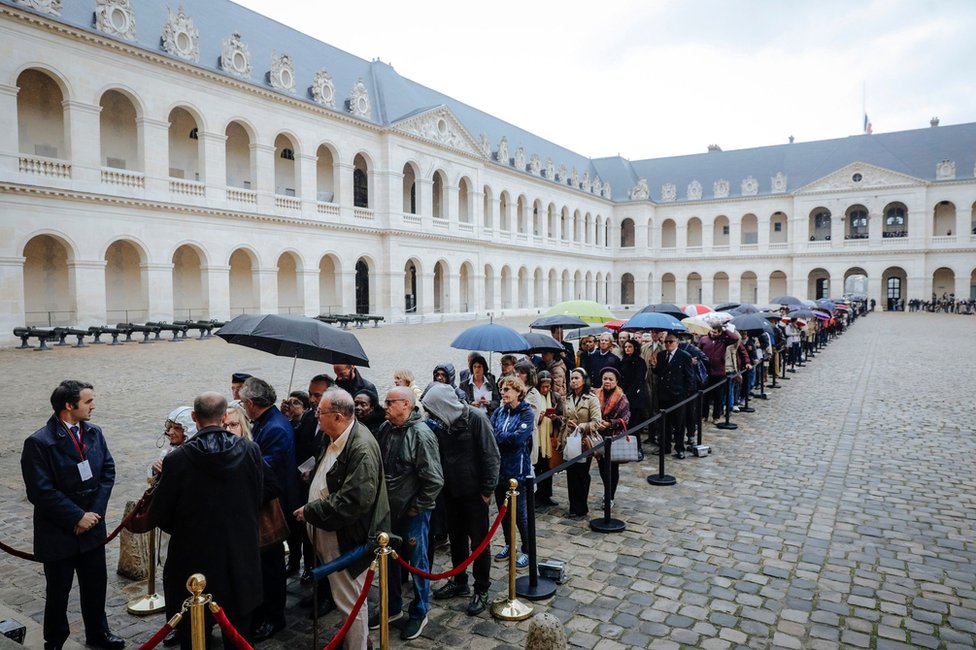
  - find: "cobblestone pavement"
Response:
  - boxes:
[1,312,975,650]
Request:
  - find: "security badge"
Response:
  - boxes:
[78,459,93,481]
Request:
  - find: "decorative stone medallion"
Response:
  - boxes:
[661,182,677,202]
[687,180,702,200]
[936,159,955,180]
[309,68,336,108]
[629,178,650,200]
[220,32,251,80]
[269,51,296,93]
[94,0,135,40]
[741,175,758,195]
[771,171,787,193]
[15,0,61,16]
[161,5,199,63]
[347,79,370,118]
[713,179,730,198]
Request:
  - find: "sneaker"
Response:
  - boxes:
[367,608,402,630]
[432,579,470,600]
[400,616,428,641]
[466,591,490,616]
[494,545,510,562]
[731,405,740,413]
[515,553,529,571]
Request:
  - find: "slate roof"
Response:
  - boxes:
[9,0,976,204]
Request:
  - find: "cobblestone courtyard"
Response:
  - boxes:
[1,312,975,650]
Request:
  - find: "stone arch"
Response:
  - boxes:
[353,153,370,209]
[354,256,373,313]
[807,267,831,300]
[769,211,788,243]
[584,212,592,244]
[499,191,511,231]
[845,204,870,239]
[573,270,582,301]
[319,253,341,313]
[500,265,513,308]
[560,206,570,240]
[595,215,604,246]
[687,272,702,304]
[843,267,869,296]
[403,257,421,313]
[432,169,448,219]
[687,217,703,247]
[883,201,908,238]
[458,177,473,223]
[620,218,635,248]
[661,273,676,303]
[276,250,304,314]
[167,106,202,182]
[713,215,730,246]
[459,261,474,311]
[16,68,68,159]
[104,238,149,322]
[933,200,955,236]
[740,271,758,304]
[881,266,907,310]
[713,272,730,304]
[516,194,528,233]
[932,267,955,299]
[661,219,676,248]
[225,120,254,189]
[532,199,543,236]
[595,271,604,304]
[22,234,73,325]
[620,273,635,305]
[482,186,493,228]
[316,142,339,203]
[433,259,448,312]
[741,213,759,245]
[171,242,209,319]
[229,247,259,315]
[98,88,141,171]
[547,203,557,239]
[809,207,831,241]
[402,161,419,214]
[769,270,788,299]
[273,132,299,196]
[573,210,582,242]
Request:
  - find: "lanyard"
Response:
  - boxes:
[60,420,87,461]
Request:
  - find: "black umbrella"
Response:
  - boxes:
[217,313,369,392]
[637,303,687,321]
[727,303,759,315]
[769,295,804,306]
[730,313,777,337]
[714,302,741,312]
[564,325,611,341]
[528,314,589,329]
[506,332,564,353]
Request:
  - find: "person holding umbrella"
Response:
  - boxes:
[697,324,741,425]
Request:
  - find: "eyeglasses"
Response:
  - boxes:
[314,409,341,416]
[384,399,407,406]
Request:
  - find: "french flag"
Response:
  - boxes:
[863,113,873,135]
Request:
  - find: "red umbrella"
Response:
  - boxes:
[603,320,627,331]
[682,304,713,317]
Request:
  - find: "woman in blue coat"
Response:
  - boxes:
[490,375,535,570]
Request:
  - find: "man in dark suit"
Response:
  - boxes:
[21,380,125,650]
[654,335,696,459]
[152,392,264,650]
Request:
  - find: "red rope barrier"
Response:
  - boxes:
[394,501,508,580]
[323,566,375,650]
[0,539,38,563]
[211,604,254,650]
[136,623,173,650]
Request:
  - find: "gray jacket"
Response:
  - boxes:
[375,409,444,523]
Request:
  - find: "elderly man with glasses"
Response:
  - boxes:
[653,335,697,459]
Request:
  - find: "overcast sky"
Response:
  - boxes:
[233,0,976,160]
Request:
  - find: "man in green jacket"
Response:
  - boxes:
[294,388,390,650]
[372,387,443,640]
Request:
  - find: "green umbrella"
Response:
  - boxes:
[544,300,615,324]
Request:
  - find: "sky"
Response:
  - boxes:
[233,0,976,160]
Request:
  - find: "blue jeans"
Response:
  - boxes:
[388,509,431,620]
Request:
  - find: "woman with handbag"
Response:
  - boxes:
[595,367,631,503]
[560,368,602,520]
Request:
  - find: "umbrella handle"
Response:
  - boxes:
[287,350,298,394]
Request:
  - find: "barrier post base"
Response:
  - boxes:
[515,576,557,601]
[716,422,738,430]
[738,406,756,413]
[647,474,676,486]
[589,517,625,533]
[491,594,534,621]
[126,592,165,616]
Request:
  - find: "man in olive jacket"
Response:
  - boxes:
[295,388,390,650]
[375,387,443,639]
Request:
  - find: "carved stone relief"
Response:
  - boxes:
[602,182,612,199]
[309,69,336,108]
[397,109,476,154]
[592,177,603,196]
[629,178,650,200]
[479,134,491,157]
[514,146,525,171]
[687,180,702,200]
[771,171,787,193]
[544,159,555,180]
[347,79,370,118]
[268,51,296,93]
[220,32,251,80]
[161,5,199,63]
[936,159,956,180]
[557,165,568,183]
[15,0,61,16]
[713,179,730,198]
[579,170,588,192]
[529,154,541,176]
[741,175,758,196]
[497,137,508,164]
[661,183,677,202]
[572,168,580,189]
[95,0,136,41]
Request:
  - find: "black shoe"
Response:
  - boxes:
[86,634,125,650]
[162,630,179,648]
[252,622,284,642]
[466,591,490,616]
[367,609,403,630]
[300,568,313,584]
[566,512,586,520]
[674,451,686,459]
[306,598,336,619]
[432,579,471,600]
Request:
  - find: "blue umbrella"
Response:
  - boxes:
[815,298,837,311]
[621,312,687,332]
[450,323,530,352]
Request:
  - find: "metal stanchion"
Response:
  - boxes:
[756,359,768,400]
[779,347,791,381]
[739,369,755,413]
[491,480,533,621]
[590,437,625,533]
[377,533,391,650]
[647,412,676,486]
[767,350,780,389]
[695,390,704,445]
[515,476,557,600]
[126,521,166,615]
[716,378,738,430]
[186,574,207,650]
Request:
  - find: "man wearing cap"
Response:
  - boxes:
[22,380,125,650]
[655,336,696,458]
[231,372,252,401]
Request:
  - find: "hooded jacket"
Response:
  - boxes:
[421,362,467,402]
[375,409,443,523]
[152,425,264,620]
[489,399,535,483]
[421,383,499,499]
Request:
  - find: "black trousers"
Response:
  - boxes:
[43,545,109,648]
[255,542,286,628]
[705,375,725,420]
[534,456,553,500]
[443,492,491,593]
[659,399,686,452]
[565,458,592,516]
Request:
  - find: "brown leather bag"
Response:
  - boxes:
[258,498,290,550]
[124,480,158,534]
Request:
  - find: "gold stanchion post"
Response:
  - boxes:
[491,479,533,621]
[377,533,391,650]
[186,574,207,650]
[127,516,166,615]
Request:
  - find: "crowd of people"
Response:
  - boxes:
[20,309,860,650]
[906,294,976,313]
